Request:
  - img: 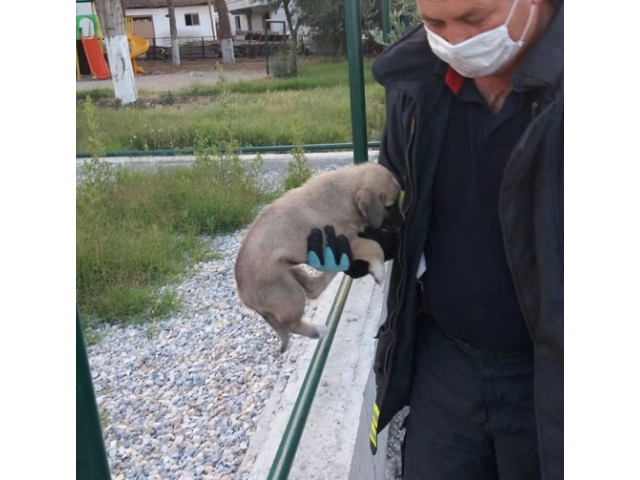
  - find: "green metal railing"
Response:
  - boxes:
[345,0,368,165]
[75,142,382,159]
[77,307,112,480]
[266,276,353,479]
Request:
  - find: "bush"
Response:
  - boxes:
[284,122,312,190]
[271,51,298,78]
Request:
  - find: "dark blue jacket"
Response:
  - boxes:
[368,4,564,479]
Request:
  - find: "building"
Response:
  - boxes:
[226,0,288,35]
[76,0,293,47]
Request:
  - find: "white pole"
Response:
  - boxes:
[208,0,217,41]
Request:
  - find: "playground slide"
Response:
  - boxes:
[128,34,149,74]
[81,36,110,80]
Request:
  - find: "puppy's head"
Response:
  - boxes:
[355,165,404,232]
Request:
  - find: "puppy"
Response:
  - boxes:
[234,162,403,352]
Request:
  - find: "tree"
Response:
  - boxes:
[167,0,181,65]
[215,0,235,63]
[295,0,380,57]
[94,0,137,104]
[262,0,304,76]
[369,0,420,47]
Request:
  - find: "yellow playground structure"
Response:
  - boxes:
[124,18,149,75]
[76,15,150,79]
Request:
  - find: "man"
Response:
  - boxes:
[307,0,563,478]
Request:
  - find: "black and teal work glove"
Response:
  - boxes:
[306,226,399,279]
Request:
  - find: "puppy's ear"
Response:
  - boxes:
[356,188,384,229]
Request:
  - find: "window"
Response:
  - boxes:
[235,16,241,31]
[247,15,252,31]
[185,13,200,26]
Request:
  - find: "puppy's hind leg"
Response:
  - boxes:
[290,266,337,300]
[262,312,291,353]
[276,285,328,341]
[350,237,386,285]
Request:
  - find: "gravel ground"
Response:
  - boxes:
[76,59,269,94]
[86,164,347,480]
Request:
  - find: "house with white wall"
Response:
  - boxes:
[123,0,218,46]
[76,0,293,47]
[226,0,289,35]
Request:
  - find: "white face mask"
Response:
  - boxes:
[424,0,535,78]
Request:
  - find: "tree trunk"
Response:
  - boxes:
[214,0,235,63]
[94,0,137,104]
[282,0,298,76]
[167,0,180,66]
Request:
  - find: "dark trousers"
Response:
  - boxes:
[402,317,540,480]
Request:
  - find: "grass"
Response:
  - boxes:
[77,99,271,327]
[76,59,379,100]
[76,162,270,325]
[76,59,386,152]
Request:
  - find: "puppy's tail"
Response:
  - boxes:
[290,266,337,300]
[262,311,327,353]
[289,320,328,340]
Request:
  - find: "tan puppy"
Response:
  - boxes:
[234,162,403,352]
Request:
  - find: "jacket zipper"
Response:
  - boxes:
[531,100,540,120]
[382,115,417,373]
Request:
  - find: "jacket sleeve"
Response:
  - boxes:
[368,89,411,262]
[377,89,410,189]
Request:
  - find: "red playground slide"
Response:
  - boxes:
[81,36,110,80]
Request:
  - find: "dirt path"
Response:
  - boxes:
[76,58,269,93]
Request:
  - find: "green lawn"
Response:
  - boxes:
[76,59,386,152]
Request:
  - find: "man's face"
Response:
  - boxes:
[417,0,540,45]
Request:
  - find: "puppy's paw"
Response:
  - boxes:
[315,324,329,339]
[369,262,385,286]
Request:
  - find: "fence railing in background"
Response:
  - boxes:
[75,142,382,159]
[143,32,312,61]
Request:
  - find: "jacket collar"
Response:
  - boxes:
[372,1,564,99]
[512,1,564,92]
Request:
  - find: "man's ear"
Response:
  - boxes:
[356,188,384,229]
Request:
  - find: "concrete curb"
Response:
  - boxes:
[76,151,381,176]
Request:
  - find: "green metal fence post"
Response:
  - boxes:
[77,307,112,480]
[381,0,391,45]
[266,35,270,75]
[345,0,368,164]
[381,0,391,105]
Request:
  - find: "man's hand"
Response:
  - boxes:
[306,226,400,279]
[306,226,353,272]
